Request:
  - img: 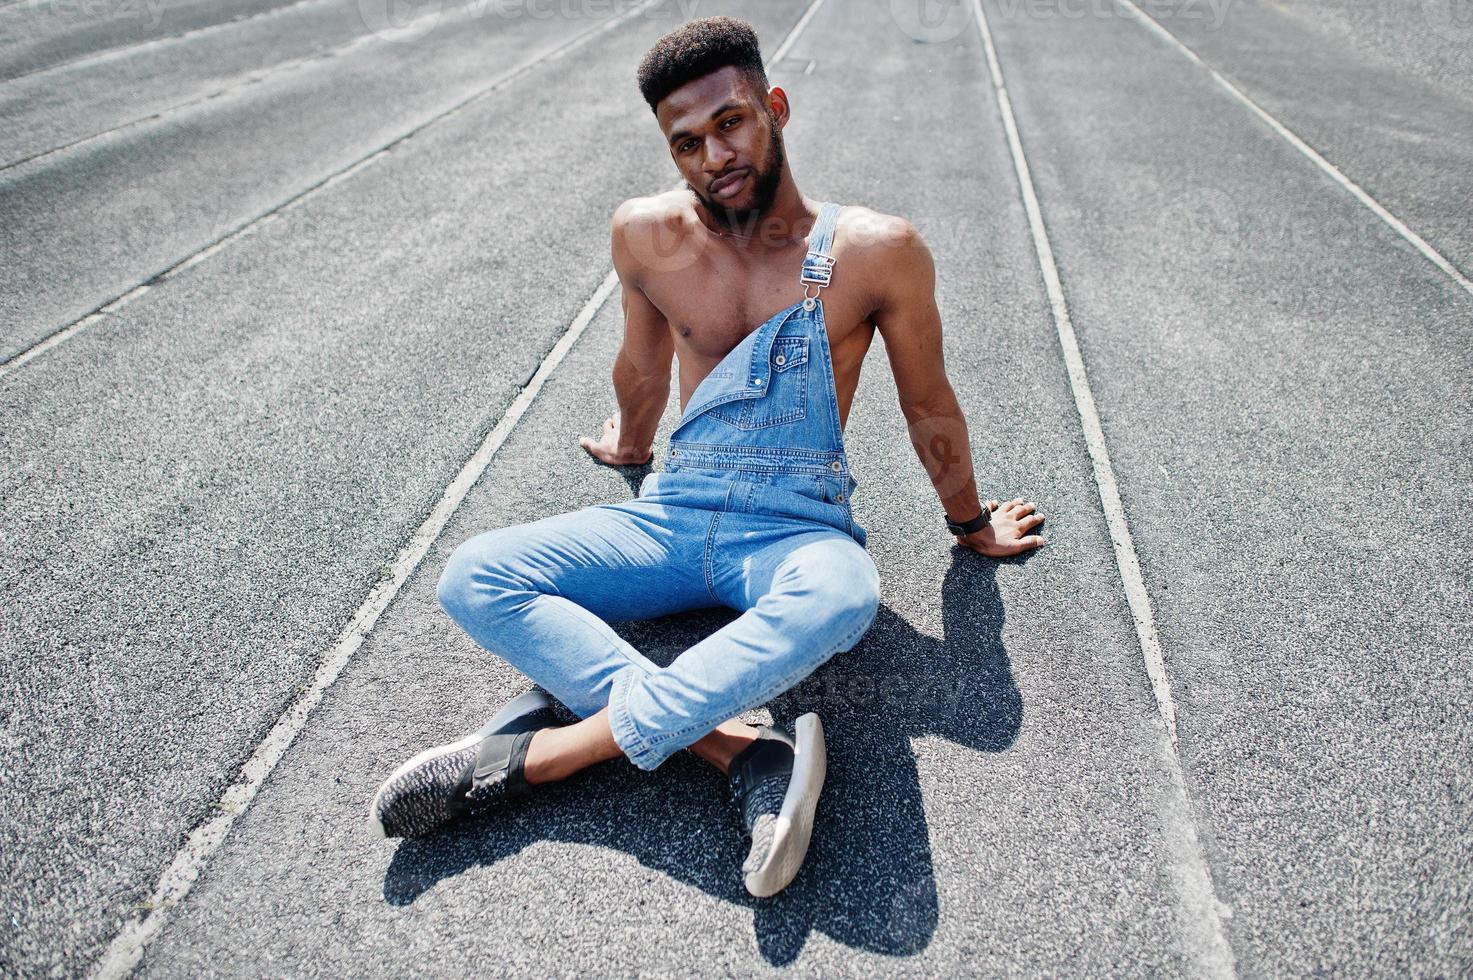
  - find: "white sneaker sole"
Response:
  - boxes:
[743,712,827,898]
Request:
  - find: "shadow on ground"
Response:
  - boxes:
[381,548,1024,965]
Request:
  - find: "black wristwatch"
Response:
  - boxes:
[945,507,992,536]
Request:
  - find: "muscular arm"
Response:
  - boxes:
[870,219,1045,557]
[579,202,674,465]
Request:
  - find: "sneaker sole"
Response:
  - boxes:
[368,689,554,839]
[743,712,826,898]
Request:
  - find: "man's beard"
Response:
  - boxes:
[689,121,785,235]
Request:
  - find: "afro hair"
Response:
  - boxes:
[636,16,769,113]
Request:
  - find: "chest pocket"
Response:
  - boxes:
[707,336,810,430]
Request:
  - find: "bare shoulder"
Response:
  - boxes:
[833,205,932,310]
[613,188,696,232]
[611,190,700,285]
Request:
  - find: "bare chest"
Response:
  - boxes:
[643,247,877,422]
[643,246,870,361]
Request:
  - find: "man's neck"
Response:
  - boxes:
[697,174,815,249]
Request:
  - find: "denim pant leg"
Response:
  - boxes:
[436,499,717,720]
[608,518,880,770]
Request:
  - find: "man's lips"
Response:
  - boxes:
[709,169,749,198]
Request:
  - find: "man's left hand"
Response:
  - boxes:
[956,498,1046,558]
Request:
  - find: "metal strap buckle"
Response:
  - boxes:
[800,251,835,287]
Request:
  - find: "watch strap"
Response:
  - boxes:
[945,507,992,536]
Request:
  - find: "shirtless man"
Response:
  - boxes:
[369,16,1044,898]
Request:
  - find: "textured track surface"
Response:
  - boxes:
[1,0,1468,975]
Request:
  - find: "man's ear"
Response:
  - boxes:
[767,86,791,130]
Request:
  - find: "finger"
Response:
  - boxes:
[1018,534,1046,550]
[1013,501,1037,516]
[1020,513,1045,530]
[985,499,1000,511]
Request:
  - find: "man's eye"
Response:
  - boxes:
[722,117,739,128]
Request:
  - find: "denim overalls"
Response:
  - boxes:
[645,200,864,547]
[439,201,881,770]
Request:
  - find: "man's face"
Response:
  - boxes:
[656,66,786,229]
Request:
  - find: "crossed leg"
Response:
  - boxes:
[436,498,880,782]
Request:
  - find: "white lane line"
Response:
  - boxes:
[0,0,572,173]
[1115,0,1473,299]
[971,0,1179,747]
[768,0,825,61]
[89,267,619,980]
[0,33,383,173]
[87,5,827,975]
[0,0,658,382]
[0,0,324,87]
[969,1,1235,975]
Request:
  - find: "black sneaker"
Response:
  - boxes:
[727,712,827,897]
[368,688,556,839]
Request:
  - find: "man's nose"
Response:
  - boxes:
[703,136,736,171]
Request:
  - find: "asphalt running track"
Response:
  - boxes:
[1,0,1469,975]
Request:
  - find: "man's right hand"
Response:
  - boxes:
[578,415,654,466]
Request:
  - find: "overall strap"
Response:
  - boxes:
[800,201,842,311]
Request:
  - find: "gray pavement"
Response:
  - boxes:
[136,2,1202,973]
[988,0,1472,973]
[1149,0,1473,281]
[1,0,1469,976]
[0,0,636,359]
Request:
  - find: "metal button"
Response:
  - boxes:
[671,449,679,456]
[751,377,763,386]
[835,494,845,503]
[774,353,786,366]
[829,460,842,473]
